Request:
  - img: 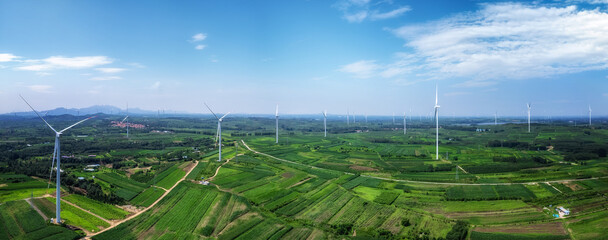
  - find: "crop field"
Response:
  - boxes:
[63,194,129,220]
[33,197,110,233]
[0,200,81,240]
[96,172,149,200]
[1,116,607,239]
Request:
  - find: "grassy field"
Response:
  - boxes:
[0,200,81,240]
[33,197,110,233]
[63,194,129,220]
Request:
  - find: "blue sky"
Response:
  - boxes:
[1,0,607,117]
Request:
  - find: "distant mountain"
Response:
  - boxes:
[4,105,158,116]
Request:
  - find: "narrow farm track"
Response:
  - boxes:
[208,153,240,181]
[86,160,200,238]
[240,140,608,186]
[25,198,48,221]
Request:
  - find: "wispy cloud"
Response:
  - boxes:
[35,72,52,77]
[338,60,380,78]
[95,67,126,74]
[335,0,410,23]
[17,56,112,71]
[127,62,146,68]
[90,76,122,81]
[191,33,207,42]
[195,44,206,50]
[151,81,161,90]
[386,3,608,85]
[27,85,52,93]
[0,53,19,62]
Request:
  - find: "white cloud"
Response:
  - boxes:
[370,7,411,20]
[0,53,19,62]
[95,67,126,74]
[151,81,161,90]
[90,76,122,81]
[339,60,380,78]
[192,33,207,42]
[17,56,112,71]
[345,11,368,23]
[388,3,608,83]
[27,85,52,93]
[195,44,206,50]
[335,0,410,23]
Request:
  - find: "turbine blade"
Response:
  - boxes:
[204,102,219,119]
[276,105,279,117]
[215,124,220,144]
[121,116,129,123]
[19,95,58,133]
[435,84,438,106]
[219,112,230,121]
[59,116,96,134]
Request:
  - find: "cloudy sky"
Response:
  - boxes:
[1,0,607,116]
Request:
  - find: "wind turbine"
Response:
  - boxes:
[494,111,497,126]
[353,111,356,124]
[403,112,407,135]
[434,85,440,160]
[527,103,531,133]
[392,112,395,125]
[121,103,129,138]
[275,104,279,144]
[205,103,230,162]
[588,105,592,126]
[323,110,327,137]
[347,108,350,125]
[20,95,94,224]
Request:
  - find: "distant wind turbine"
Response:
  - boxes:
[347,108,350,125]
[527,103,531,133]
[205,103,230,162]
[20,95,95,224]
[434,85,440,160]
[392,112,395,125]
[353,111,356,124]
[588,105,592,126]
[403,112,407,135]
[121,103,129,138]
[494,111,497,126]
[323,110,327,137]
[275,105,279,144]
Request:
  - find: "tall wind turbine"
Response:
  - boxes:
[403,112,407,135]
[434,85,440,160]
[494,111,497,126]
[20,95,94,224]
[588,105,592,126]
[392,112,395,125]
[527,103,531,133]
[347,108,350,125]
[205,103,230,162]
[353,111,356,124]
[275,104,279,144]
[121,103,129,138]
[323,110,327,137]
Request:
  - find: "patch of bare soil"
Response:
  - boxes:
[564,182,585,191]
[289,177,312,189]
[282,172,294,178]
[182,162,196,173]
[349,165,378,171]
[474,222,567,235]
[0,183,7,188]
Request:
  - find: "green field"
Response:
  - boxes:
[0,200,81,240]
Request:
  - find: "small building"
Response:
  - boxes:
[84,168,95,172]
[557,206,570,216]
[86,164,100,168]
[77,177,85,180]
[200,180,210,185]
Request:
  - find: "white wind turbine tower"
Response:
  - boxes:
[527,103,531,133]
[323,110,327,137]
[494,111,497,126]
[353,111,356,123]
[121,103,129,138]
[347,108,350,125]
[392,112,395,125]
[403,112,407,135]
[205,103,230,162]
[20,95,95,224]
[434,85,440,160]
[275,105,279,144]
[588,105,592,126]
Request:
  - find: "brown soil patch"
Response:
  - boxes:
[0,183,7,188]
[282,172,295,178]
[289,177,312,189]
[125,166,151,176]
[182,162,196,173]
[349,165,378,171]
[564,182,585,191]
[474,222,567,235]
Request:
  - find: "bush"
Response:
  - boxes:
[446,220,468,240]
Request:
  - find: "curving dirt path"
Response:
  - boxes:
[240,140,608,186]
[86,161,200,238]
